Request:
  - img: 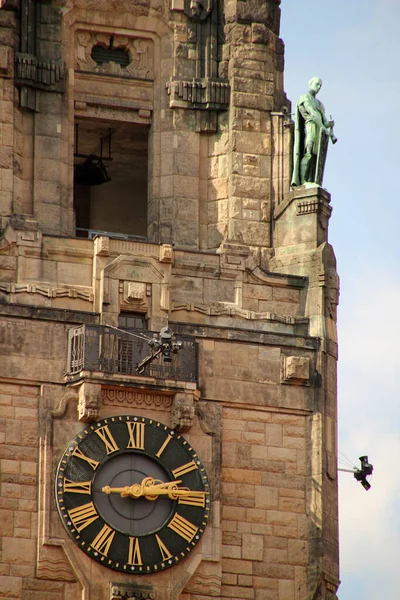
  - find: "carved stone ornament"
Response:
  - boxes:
[167,78,230,111]
[320,270,340,321]
[75,30,154,80]
[196,401,222,436]
[123,281,147,305]
[110,583,155,600]
[101,387,174,411]
[171,392,196,433]
[77,382,101,422]
[281,355,310,385]
[184,0,213,21]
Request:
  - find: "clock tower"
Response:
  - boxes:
[0,1,340,600]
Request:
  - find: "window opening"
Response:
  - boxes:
[91,44,130,68]
[118,312,147,330]
[74,120,149,240]
[74,124,112,186]
[117,312,148,374]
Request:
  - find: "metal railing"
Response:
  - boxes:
[75,228,147,242]
[67,325,198,383]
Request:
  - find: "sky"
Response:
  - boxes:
[281,1,400,598]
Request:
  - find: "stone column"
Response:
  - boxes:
[210,0,288,251]
[0,7,16,225]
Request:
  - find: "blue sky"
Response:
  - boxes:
[281,1,400,598]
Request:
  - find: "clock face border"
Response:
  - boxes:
[55,415,211,574]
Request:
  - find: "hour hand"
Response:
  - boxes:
[102,484,138,497]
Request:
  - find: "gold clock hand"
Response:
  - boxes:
[100,479,179,499]
[102,477,208,501]
[102,485,132,495]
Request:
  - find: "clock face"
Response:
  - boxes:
[55,415,210,574]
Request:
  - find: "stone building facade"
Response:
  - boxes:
[0,1,340,599]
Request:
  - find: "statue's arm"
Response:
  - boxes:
[319,101,332,128]
[301,96,324,129]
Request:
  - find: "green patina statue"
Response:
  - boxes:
[291,77,337,187]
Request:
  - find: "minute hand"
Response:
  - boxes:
[101,478,184,499]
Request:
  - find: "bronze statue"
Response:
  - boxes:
[291,77,337,187]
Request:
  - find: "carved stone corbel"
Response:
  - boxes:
[110,583,155,600]
[77,382,101,422]
[171,392,197,433]
[281,355,310,385]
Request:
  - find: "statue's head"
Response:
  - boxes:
[308,77,322,94]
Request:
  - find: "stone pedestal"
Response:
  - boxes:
[274,185,332,252]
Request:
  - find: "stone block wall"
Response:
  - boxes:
[0,0,339,598]
[221,407,308,600]
[0,383,40,582]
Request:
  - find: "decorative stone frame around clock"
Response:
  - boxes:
[37,384,222,599]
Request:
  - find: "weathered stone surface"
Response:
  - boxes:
[0,0,338,598]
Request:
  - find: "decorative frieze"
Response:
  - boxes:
[0,283,93,302]
[171,301,307,325]
[110,583,155,600]
[101,387,173,410]
[167,78,230,110]
[297,197,332,219]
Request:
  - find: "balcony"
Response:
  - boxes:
[67,325,198,383]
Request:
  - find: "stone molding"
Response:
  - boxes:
[183,572,221,597]
[297,197,332,221]
[101,386,174,411]
[110,583,155,600]
[0,283,93,302]
[171,301,307,324]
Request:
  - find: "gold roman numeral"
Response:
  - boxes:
[91,524,115,556]
[63,479,92,494]
[168,513,198,542]
[128,537,142,565]
[126,422,145,450]
[155,434,172,458]
[72,447,99,470]
[95,425,119,455]
[178,491,206,508]
[68,502,99,532]
[155,534,172,561]
[171,460,198,478]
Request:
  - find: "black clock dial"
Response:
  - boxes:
[55,415,210,574]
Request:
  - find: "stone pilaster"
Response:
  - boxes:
[271,184,339,597]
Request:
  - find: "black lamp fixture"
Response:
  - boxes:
[353,456,373,491]
[338,454,374,491]
[74,124,113,186]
